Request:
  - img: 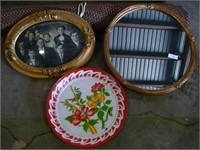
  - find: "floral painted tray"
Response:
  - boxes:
[46,68,127,148]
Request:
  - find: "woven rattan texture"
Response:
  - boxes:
[1,2,189,35]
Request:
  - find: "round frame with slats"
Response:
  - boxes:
[104,4,196,95]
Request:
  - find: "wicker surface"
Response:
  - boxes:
[1,2,189,35]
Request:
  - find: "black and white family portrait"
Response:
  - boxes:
[16,21,85,68]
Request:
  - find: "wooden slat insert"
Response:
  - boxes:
[115,23,180,30]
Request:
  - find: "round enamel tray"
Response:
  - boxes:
[46,68,127,148]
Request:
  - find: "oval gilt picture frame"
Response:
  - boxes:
[4,10,95,78]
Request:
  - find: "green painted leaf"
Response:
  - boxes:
[81,100,86,105]
[79,99,85,104]
[106,100,112,105]
[65,116,71,122]
[89,119,98,126]
[102,105,108,111]
[97,110,104,120]
[104,92,110,96]
[109,113,113,117]
[86,96,91,100]
[77,95,81,100]
[108,107,113,114]
[94,92,98,96]
[101,88,105,92]
[75,87,80,92]
[97,101,101,106]
[83,123,88,132]
[94,107,99,113]
[70,106,75,113]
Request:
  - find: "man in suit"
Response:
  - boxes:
[69,31,84,57]
[70,31,84,49]
[54,26,73,49]
[24,31,37,50]
[36,38,56,67]
[26,49,44,67]
[43,33,56,49]
[16,41,29,63]
[53,43,73,66]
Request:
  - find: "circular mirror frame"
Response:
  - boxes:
[104,4,197,95]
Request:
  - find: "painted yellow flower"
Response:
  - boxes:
[87,93,106,107]
[87,100,97,107]
[96,93,105,102]
[90,95,97,101]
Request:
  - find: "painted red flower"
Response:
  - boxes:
[70,106,95,126]
[91,82,105,92]
[70,115,81,126]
